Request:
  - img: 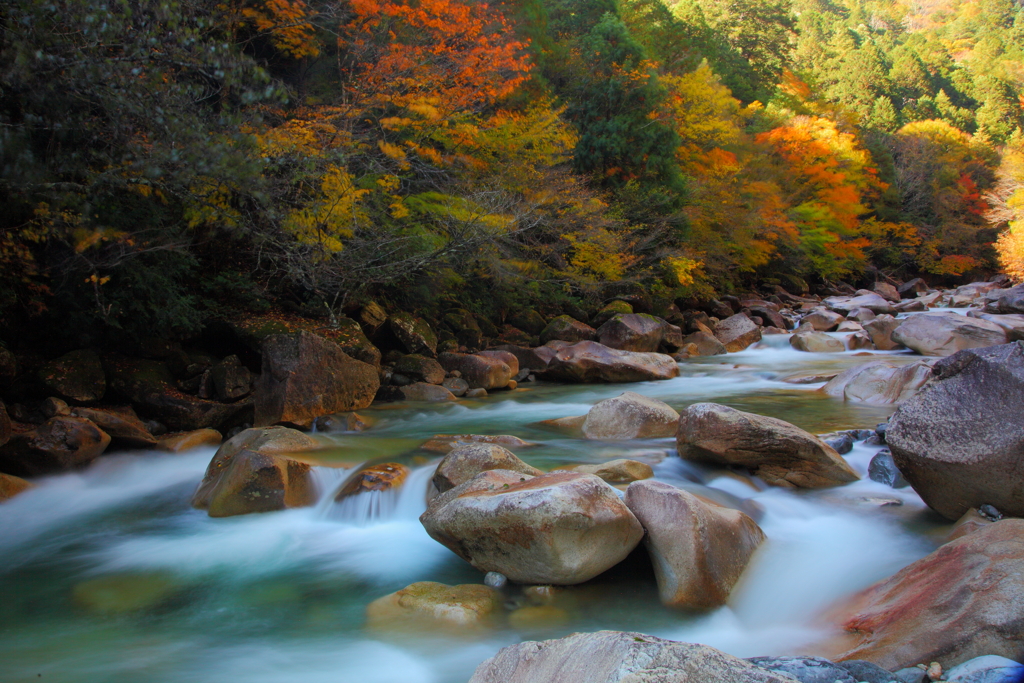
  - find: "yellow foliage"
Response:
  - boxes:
[997,225,1024,282]
[564,230,627,281]
[185,179,243,229]
[664,256,704,286]
[282,166,369,254]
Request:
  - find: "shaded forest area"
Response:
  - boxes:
[2,0,1024,350]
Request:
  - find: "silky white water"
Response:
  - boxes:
[0,340,948,683]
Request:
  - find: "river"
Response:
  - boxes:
[0,334,951,683]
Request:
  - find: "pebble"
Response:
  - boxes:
[484,571,507,589]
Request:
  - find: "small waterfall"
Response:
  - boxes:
[322,465,435,525]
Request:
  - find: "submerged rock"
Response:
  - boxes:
[365,581,503,632]
[155,428,222,452]
[572,459,653,484]
[0,472,33,501]
[335,462,409,500]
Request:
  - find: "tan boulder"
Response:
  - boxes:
[801,309,845,331]
[821,360,934,405]
[0,472,33,501]
[845,331,874,350]
[873,282,901,302]
[70,406,157,449]
[419,434,538,454]
[254,331,380,427]
[420,470,644,584]
[534,415,586,436]
[477,350,520,378]
[399,382,456,402]
[789,331,845,353]
[366,581,502,632]
[432,444,541,494]
[335,462,409,500]
[821,519,1024,670]
[155,428,223,452]
[543,341,680,383]
[469,630,800,683]
[891,312,1006,356]
[677,403,859,488]
[624,480,765,609]
[191,426,320,517]
[438,352,513,390]
[862,314,902,350]
[597,313,681,353]
[714,314,762,352]
[581,391,680,440]
[573,459,653,484]
[0,416,110,476]
[680,331,727,356]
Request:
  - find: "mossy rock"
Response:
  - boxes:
[389,312,438,356]
[73,573,177,614]
[508,309,546,335]
[229,314,380,366]
[443,309,483,350]
[38,349,106,403]
[591,300,633,327]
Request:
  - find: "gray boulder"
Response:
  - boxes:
[582,391,680,440]
[821,360,933,405]
[747,657,856,683]
[714,314,762,352]
[891,313,1007,357]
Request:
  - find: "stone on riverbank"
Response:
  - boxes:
[70,406,157,449]
[625,480,765,609]
[432,444,542,494]
[891,313,1007,357]
[0,416,111,476]
[366,581,502,632]
[0,471,33,501]
[821,519,1024,670]
[438,352,514,390]
[191,426,319,517]
[542,341,680,383]
[468,630,800,683]
[38,349,106,403]
[862,315,902,351]
[714,314,762,352]
[597,313,682,353]
[388,312,438,357]
[801,309,845,331]
[680,330,727,356]
[420,470,643,584]
[677,403,860,488]
[540,315,597,345]
[886,342,1024,520]
[392,354,445,385]
[581,391,680,440]
[821,360,933,405]
[254,331,379,428]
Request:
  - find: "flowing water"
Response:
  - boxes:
[0,337,955,683]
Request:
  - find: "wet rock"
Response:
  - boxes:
[535,415,586,436]
[366,581,502,632]
[573,459,653,484]
[714,314,762,352]
[597,314,681,353]
[70,406,157,449]
[747,657,856,683]
[891,313,1007,357]
[677,403,860,488]
[484,571,507,589]
[438,352,513,390]
[0,416,111,476]
[312,412,371,433]
[945,655,1024,683]
[802,309,845,331]
[38,349,106,403]
[335,462,409,500]
[680,330,727,356]
[625,480,765,609]
[947,508,994,542]
[591,301,633,328]
[821,360,934,405]
[823,433,855,454]
[509,309,547,336]
[468,630,800,683]
[419,434,538,454]
[508,604,570,631]
[477,350,520,378]
[540,315,597,345]
[824,293,896,315]
[543,341,680,383]
[581,391,680,440]
[399,382,457,402]
[254,331,380,428]
[790,331,845,353]
[155,428,223,453]
[0,472,33,501]
[72,573,176,614]
[867,450,908,488]
[822,519,1024,670]
[432,444,541,494]
[465,388,488,398]
[420,470,644,584]
[887,343,1024,519]
[441,377,469,397]
[191,426,319,517]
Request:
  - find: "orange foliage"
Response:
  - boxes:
[242,0,320,58]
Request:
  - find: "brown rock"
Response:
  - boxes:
[581,391,680,440]
[677,403,860,488]
[254,331,380,428]
[389,312,438,356]
[438,352,513,390]
[432,444,541,494]
[0,471,33,501]
[947,508,993,542]
[156,428,223,453]
[534,415,586,436]
[392,354,446,385]
[573,459,653,484]
[419,434,538,454]
[312,412,372,433]
[596,314,679,353]
[624,480,765,609]
[493,345,556,372]
[441,377,469,397]
[477,350,520,378]
[191,426,319,517]
[207,355,253,401]
[822,519,1024,670]
[366,581,502,632]
[335,462,409,500]
[789,331,845,353]
[845,331,874,350]
[71,406,157,449]
[38,349,106,403]
[0,400,11,449]
[680,331,727,356]
[543,341,680,383]
[714,314,762,352]
[872,282,901,302]
[0,416,111,476]
[399,382,457,402]
[863,314,902,351]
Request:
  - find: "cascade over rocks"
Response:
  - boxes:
[886,342,1024,519]
[335,462,409,500]
[191,426,319,517]
[714,313,762,352]
[891,313,1007,357]
[432,443,542,494]
[624,480,765,609]
[542,341,680,383]
[254,331,379,428]
[677,403,860,488]
[420,470,644,584]
[581,391,680,440]
[821,519,1024,670]
[0,416,111,476]
[468,631,800,683]
[821,360,934,405]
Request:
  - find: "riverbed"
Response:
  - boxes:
[0,336,951,683]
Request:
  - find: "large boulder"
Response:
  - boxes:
[677,403,860,488]
[493,345,556,372]
[542,341,680,383]
[801,309,845,332]
[190,426,319,517]
[392,354,445,384]
[824,293,896,315]
[886,343,1024,519]
[872,282,901,303]
[789,331,845,353]
[206,355,253,401]
[0,472,34,501]
[822,519,1024,670]
[70,406,157,449]
[821,360,934,405]
[469,631,800,683]
[540,315,597,345]
[438,353,513,390]
[420,470,644,584]
[477,350,520,378]
[680,330,727,356]
[597,314,681,353]
[625,480,765,609]
[366,581,502,633]
[989,284,1024,314]
[254,331,379,427]
[714,314,762,352]
[966,312,1024,341]
[0,416,111,476]
[432,444,542,494]
[581,391,680,440]
[388,312,438,356]
[863,315,902,351]
[891,313,1007,357]
[38,349,106,403]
